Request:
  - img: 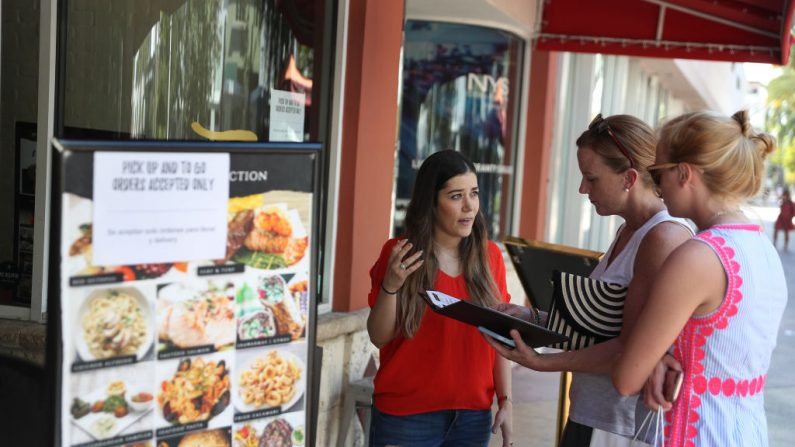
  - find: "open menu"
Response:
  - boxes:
[54,144,317,447]
[422,290,569,348]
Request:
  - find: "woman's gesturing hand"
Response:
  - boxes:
[381,239,424,293]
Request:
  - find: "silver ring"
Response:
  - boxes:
[400,263,407,270]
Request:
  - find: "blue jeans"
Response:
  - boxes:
[369,405,492,447]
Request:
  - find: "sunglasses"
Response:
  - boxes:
[588,114,635,170]
[647,162,679,186]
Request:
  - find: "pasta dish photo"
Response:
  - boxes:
[77,287,152,361]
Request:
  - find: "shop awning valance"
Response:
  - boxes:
[534,0,795,64]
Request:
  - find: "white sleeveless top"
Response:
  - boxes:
[664,224,786,446]
[568,209,692,436]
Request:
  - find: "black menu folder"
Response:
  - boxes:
[421,290,569,348]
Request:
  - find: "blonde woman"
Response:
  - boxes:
[367,150,513,447]
[486,114,692,446]
[614,111,787,446]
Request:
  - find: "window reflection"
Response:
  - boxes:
[62,0,324,142]
[59,0,332,304]
[396,21,522,239]
[0,0,40,308]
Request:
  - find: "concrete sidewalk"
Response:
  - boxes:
[491,205,795,447]
[753,205,795,446]
[488,368,563,447]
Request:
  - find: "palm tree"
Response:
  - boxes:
[766,53,795,186]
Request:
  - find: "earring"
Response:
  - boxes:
[624,188,630,192]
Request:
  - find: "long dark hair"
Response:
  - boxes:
[398,150,499,338]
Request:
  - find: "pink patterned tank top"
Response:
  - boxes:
[664,224,787,447]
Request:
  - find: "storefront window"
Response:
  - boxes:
[57,0,335,306]
[0,0,41,310]
[59,0,329,142]
[395,21,523,239]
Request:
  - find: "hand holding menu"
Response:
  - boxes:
[422,290,569,348]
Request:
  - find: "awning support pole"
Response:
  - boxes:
[642,0,779,39]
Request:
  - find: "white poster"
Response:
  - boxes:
[92,152,229,265]
[269,90,306,142]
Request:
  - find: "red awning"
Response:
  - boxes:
[535,0,795,64]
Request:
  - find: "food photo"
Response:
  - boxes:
[235,274,305,343]
[233,345,306,415]
[74,285,155,364]
[68,363,156,444]
[258,274,304,340]
[155,353,233,429]
[157,281,236,353]
[218,193,311,272]
[286,274,309,320]
[235,279,278,343]
[233,411,305,447]
[123,442,152,447]
[155,427,231,447]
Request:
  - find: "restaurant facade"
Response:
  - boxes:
[1,0,790,445]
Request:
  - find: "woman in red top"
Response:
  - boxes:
[774,188,794,250]
[367,150,513,447]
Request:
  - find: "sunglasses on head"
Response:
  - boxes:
[646,162,679,186]
[588,114,636,170]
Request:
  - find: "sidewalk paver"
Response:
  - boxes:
[753,205,795,446]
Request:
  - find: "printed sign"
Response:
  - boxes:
[92,152,229,265]
[58,145,316,447]
[269,90,306,142]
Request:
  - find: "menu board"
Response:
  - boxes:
[55,144,317,447]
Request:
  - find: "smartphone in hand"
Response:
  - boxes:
[663,369,684,402]
[477,326,516,349]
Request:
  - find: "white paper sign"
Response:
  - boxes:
[92,152,229,265]
[426,290,460,308]
[269,89,306,142]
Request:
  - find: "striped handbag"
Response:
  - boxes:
[546,270,627,350]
